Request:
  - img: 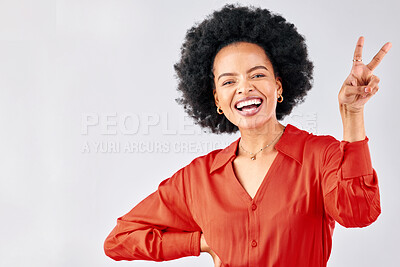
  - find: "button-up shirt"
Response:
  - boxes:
[104,123,381,267]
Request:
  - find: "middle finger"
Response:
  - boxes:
[366,42,392,71]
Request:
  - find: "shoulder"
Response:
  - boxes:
[282,123,338,147]
[182,149,221,172]
[157,148,223,192]
[304,132,339,160]
[300,129,342,166]
[284,124,339,164]
[161,146,228,196]
[284,123,336,147]
[282,124,338,157]
[305,132,339,149]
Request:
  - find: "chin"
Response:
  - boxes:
[235,113,274,130]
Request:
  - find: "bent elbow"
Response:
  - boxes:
[325,177,382,228]
[104,229,139,261]
[103,228,165,262]
[336,203,381,228]
[358,202,381,228]
[104,235,125,261]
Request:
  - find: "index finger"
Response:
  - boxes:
[353,36,364,63]
[367,42,392,71]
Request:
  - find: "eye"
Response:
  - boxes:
[222,80,235,86]
[252,74,265,79]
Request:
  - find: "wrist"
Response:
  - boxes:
[339,104,366,142]
[339,103,364,117]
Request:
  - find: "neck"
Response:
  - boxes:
[238,119,285,157]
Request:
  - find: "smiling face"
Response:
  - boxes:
[212,42,283,131]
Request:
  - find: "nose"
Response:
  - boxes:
[236,79,254,94]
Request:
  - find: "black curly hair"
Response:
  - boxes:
[173,3,314,134]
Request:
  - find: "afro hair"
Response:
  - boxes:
[173,3,314,134]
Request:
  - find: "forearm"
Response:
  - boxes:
[339,104,366,142]
[104,224,202,261]
[104,168,203,262]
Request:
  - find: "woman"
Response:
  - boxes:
[104,4,391,266]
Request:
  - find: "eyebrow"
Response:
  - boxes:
[217,65,269,81]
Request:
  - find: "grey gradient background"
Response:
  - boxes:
[1,0,399,266]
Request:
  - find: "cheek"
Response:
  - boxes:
[263,90,278,111]
[217,91,234,107]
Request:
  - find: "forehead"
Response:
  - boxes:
[213,42,273,72]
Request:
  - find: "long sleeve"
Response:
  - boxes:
[104,166,202,261]
[320,136,381,228]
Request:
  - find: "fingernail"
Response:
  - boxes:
[364,87,369,92]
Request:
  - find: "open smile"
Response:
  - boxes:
[234,96,263,116]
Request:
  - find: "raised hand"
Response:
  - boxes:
[338,36,392,113]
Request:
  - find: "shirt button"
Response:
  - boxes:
[251,204,257,210]
[251,240,257,247]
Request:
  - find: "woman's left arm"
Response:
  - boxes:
[321,37,391,227]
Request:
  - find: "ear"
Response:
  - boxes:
[213,89,219,106]
[276,76,283,95]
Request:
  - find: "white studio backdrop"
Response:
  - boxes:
[0,0,399,266]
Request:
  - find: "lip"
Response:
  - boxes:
[234,96,264,117]
[234,96,263,108]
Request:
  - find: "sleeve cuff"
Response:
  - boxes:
[190,231,201,256]
[161,231,202,260]
[340,136,374,179]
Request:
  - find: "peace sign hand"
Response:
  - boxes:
[338,36,392,113]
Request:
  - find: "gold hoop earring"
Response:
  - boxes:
[277,94,283,103]
[217,106,224,114]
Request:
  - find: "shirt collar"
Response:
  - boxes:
[209,123,308,174]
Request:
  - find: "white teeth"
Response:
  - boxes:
[236,99,262,109]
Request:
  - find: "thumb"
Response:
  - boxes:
[214,254,222,267]
[209,250,222,267]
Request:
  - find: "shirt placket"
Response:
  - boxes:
[248,200,260,267]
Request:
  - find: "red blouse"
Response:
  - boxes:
[104,123,381,267]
